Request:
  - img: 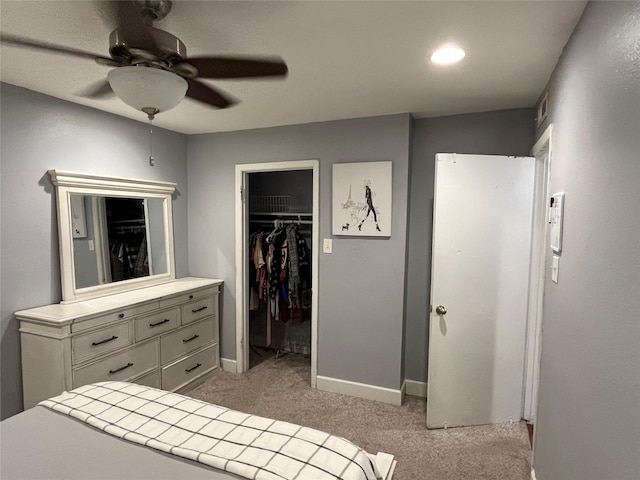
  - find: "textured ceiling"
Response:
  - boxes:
[0,1,587,134]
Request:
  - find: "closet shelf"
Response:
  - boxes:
[249,212,313,226]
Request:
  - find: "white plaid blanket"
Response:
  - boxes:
[40,382,386,480]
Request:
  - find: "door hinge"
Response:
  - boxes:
[240,337,245,350]
[240,185,246,203]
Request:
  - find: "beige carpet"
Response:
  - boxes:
[188,355,532,480]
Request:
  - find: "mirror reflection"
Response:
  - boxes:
[71,195,168,289]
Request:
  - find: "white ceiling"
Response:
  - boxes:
[0,1,587,135]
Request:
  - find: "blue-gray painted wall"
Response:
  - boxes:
[3,5,638,476]
[187,115,412,389]
[405,109,535,382]
[0,84,189,419]
[0,82,536,421]
[0,81,536,418]
[532,2,640,479]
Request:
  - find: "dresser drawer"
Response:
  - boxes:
[72,322,131,364]
[135,308,179,341]
[71,302,158,334]
[159,287,218,309]
[160,319,215,364]
[162,344,218,392]
[181,296,216,325]
[73,340,158,387]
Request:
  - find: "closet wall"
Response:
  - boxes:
[247,171,313,367]
[188,114,410,392]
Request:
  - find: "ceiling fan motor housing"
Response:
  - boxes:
[109,27,186,67]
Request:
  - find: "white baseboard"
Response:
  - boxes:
[220,357,237,374]
[405,380,427,398]
[531,468,537,480]
[316,375,403,406]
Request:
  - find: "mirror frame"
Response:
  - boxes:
[49,170,177,303]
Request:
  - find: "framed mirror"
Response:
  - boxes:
[49,170,177,303]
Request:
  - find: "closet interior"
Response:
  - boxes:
[247,170,313,369]
[105,197,149,282]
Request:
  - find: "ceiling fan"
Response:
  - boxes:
[0,0,288,119]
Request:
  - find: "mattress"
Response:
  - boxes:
[1,382,395,480]
[0,405,242,480]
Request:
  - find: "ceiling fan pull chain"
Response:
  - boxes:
[149,118,155,167]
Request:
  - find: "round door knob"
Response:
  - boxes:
[435,305,447,315]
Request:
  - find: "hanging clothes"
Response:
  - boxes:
[285,225,311,313]
[108,233,148,281]
[247,220,312,355]
[249,231,266,310]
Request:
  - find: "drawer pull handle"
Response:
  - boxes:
[109,362,133,375]
[91,335,118,346]
[192,306,208,313]
[118,313,125,318]
[185,363,202,373]
[183,334,200,343]
[149,318,171,327]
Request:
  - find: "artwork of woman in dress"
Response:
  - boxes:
[332,161,392,237]
[358,180,381,232]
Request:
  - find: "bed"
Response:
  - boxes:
[0,382,395,480]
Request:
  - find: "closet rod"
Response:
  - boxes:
[110,225,146,234]
[249,219,312,225]
[249,212,312,217]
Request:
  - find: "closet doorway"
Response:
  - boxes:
[235,161,319,388]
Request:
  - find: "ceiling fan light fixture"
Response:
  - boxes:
[107,66,187,117]
[430,45,466,65]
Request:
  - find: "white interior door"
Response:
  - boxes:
[427,153,535,429]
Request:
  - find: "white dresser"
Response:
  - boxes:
[17,277,223,409]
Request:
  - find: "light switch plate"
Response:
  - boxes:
[551,255,559,284]
[322,238,332,254]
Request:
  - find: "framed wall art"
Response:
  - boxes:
[332,161,392,237]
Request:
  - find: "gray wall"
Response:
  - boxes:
[0,83,189,419]
[404,108,535,382]
[532,2,640,479]
[188,114,411,389]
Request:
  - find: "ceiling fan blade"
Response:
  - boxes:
[185,56,288,79]
[0,33,113,63]
[185,78,236,109]
[76,79,114,99]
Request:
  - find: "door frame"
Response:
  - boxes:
[522,124,553,422]
[234,160,320,387]
[91,196,111,285]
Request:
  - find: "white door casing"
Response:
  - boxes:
[427,153,535,429]
[234,160,319,387]
[524,124,553,423]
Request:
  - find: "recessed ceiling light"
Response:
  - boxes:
[430,45,466,65]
